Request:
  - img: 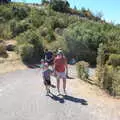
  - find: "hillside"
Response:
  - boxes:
[0,2,120,96]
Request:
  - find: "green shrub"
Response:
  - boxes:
[10,20,30,37]
[12,6,30,20]
[45,35,68,52]
[50,17,65,29]
[16,30,44,62]
[0,23,12,39]
[40,27,48,37]
[51,0,70,12]
[0,6,13,20]
[63,24,104,64]
[101,65,120,96]
[76,61,89,80]
[45,30,56,42]
[18,43,34,61]
[29,9,45,28]
[0,43,8,58]
[107,54,120,67]
[0,43,6,54]
[112,69,120,96]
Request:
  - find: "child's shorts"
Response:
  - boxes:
[44,79,51,86]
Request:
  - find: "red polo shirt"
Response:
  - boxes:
[54,56,67,72]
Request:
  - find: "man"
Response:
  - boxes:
[54,51,68,95]
[44,49,54,66]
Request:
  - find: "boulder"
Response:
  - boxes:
[6,44,16,51]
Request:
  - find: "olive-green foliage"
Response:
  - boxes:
[18,43,34,61]
[10,19,30,37]
[0,23,12,39]
[29,8,46,28]
[63,21,105,64]
[12,6,30,20]
[0,43,6,55]
[0,43,8,58]
[0,3,30,21]
[45,35,68,53]
[51,0,70,12]
[100,65,120,96]
[76,61,89,80]
[107,54,120,67]
[16,30,44,62]
[97,28,120,96]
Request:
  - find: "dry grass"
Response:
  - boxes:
[0,51,27,74]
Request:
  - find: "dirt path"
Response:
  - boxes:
[0,65,119,120]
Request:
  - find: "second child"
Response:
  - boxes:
[42,63,53,95]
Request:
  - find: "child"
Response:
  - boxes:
[42,62,53,95]
[39,59,45,70]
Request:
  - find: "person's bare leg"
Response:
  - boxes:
[45,85,49,95]
[57,78,60,94]
[48,85,50,93]
[63,78,66,94]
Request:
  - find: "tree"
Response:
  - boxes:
[0,0,11,4]
[41,0,49,5]
[50,0,70,12]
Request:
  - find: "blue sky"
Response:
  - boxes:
[12,0,120,24]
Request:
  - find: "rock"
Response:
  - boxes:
[0,40,4,43]
[6,44,16,51]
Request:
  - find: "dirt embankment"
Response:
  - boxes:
[0,40,27,74]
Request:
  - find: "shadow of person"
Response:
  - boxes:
[50,84,56,88]
[66,76,74,79]
[48,93,64,104]
[63,95,88,105]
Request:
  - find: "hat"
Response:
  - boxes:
[58,48,63,53]
[57,51,63,55]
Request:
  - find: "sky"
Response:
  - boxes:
[12,0,120,24]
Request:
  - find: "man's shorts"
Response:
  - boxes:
[56,72,66,79]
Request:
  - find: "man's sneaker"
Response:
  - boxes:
[46,89,50,96]
[48,89,50,93]
[46,91,49,96]
[57,91,61,96]
[63,90,67,96]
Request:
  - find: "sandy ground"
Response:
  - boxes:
[0,51,27,74]
[68,65,120,103]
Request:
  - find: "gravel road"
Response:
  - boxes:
[0,66,119,120]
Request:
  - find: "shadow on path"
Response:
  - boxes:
[64,95,88,105]
[66,76,74,79]
[48,93,65,103]
[48,93,88,105]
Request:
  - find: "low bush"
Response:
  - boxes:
[18,43,34,61]
[76,61,89,80]
[16,30,44,62]
[101,65,120,96]
[10,19,30,37]
[107,54,120,67]
[0,43,8,58]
